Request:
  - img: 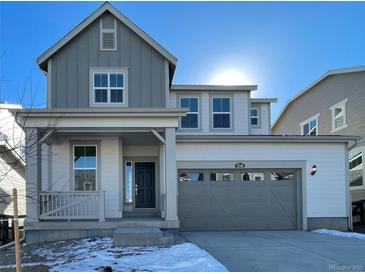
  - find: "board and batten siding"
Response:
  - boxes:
[176,142,348,219]
[49,12,166,108]
[273,71,365,147]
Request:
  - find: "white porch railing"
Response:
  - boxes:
[39,191,105,221]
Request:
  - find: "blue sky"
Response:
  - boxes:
[1,1,365,121]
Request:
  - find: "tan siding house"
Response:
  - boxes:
[273,67,365,202]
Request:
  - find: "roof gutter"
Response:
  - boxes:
[176,135,360,144]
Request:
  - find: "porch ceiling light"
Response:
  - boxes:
[310,165,317,176]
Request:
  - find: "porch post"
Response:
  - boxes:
[165,127,178,221]
[25,128,41,223]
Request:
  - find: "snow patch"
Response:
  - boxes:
[30,237,227,272]
[312,229,365,239]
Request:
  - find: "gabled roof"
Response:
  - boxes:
[272,65,365,128]
[37,2,177,72]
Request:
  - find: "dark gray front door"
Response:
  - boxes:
[135,162,155,208]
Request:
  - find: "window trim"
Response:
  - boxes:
[330,98,348,133]
[89,67,128,107]
[179,96,200,130]
[72,144,98,192]
[349,152,364,190]
[250,106,260,128]
[100,18,117,51]
[211,96,233,130]
[299,113,320,136]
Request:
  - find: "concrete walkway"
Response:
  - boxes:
[181,231,365,271]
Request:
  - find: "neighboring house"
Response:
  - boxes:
[0,103,26,225]
[272,67,365,203]
[13,2,356,243]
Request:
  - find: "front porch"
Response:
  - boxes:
[17,108,185,241]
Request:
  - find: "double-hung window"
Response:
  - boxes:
[330,98,348,132]
[91,68,128,107]
[180,97,199,129]
[300,114,319,136]
[212,97,231,129]
[250,107,260,126]
[74,145,97,191]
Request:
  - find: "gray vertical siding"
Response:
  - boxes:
[273,71,365,147]
[50,12,166,108]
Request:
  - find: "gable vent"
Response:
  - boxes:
[102,32,115,50]
[100,18,117,50]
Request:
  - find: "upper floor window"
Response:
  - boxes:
[300,114,319,136]
[330,98,348,132]
[180,97,199,129]
[90,68,128,107]
[250,107,260,126]
[212,97,231,129]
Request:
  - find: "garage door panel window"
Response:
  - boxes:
[179,172,204,183]
[241,172,265,181]
[271,172,294,181]
[210,172,234,181]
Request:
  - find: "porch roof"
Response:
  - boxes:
[13,108,187,129]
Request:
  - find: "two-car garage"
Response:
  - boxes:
[178,168,301,231]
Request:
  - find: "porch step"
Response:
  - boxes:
[123,211,161,218]
[113,226,175,247]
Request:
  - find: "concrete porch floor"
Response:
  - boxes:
[181,231,365,272]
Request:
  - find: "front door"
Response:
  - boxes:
[135,162,155,208]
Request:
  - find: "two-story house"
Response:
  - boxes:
[14,2,357,244]
[272,66,365,204]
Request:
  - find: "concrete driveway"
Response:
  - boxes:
[181,231,365,271]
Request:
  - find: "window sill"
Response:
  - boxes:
[350,185,365,191]
[90,103,128,108]
[331,124,348,133]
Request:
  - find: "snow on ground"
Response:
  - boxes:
[3,237,227,272]
[312,229,365,240]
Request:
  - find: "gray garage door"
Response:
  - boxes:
[178,169,299,231]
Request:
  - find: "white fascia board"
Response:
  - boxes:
[250,98,278,104]
[171,85,258,91]
[19,116,179,129]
